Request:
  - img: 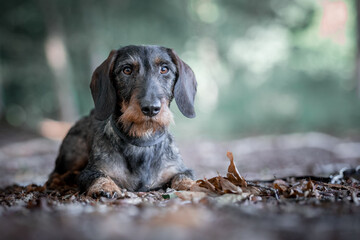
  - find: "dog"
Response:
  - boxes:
[46,45,197,198]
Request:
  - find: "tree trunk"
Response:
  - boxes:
[0,61,3,118]
[38,0,78,122]
[356,0,360,97]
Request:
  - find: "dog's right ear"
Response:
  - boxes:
[90,50,118,120]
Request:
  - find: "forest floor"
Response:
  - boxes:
[1,123,360,240]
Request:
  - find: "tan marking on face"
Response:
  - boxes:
[118,94,174,138]
[154,57,163,65]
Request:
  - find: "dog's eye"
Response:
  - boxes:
[160,66,169,74]
[122,67,132,75]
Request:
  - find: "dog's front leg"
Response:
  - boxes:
[78,169,122,198]
[170,169,196,191]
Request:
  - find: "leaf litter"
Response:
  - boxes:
[2,151,359,210]
[1,152,360,240]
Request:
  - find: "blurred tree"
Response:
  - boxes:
[39,0,78,122]
[356,0,360,96]
[0,0,359,139]
[0,61,3,117]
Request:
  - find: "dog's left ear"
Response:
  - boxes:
[168,49,197,118]
[90,50,118,120]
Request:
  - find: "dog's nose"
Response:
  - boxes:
[141,102,161,117]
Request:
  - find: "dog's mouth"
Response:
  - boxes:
[118,97,173,138]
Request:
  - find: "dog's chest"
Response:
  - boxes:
[105,145,165,191]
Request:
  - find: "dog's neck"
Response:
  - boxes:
[110,116,166,147]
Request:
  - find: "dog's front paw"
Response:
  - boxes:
[87,176,122,198]
[171,176,196,191]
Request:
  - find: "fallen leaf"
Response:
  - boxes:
[273,179,289,193]
[197,178,217,193]
[218,176,242,194]
[226,152,247,187]
[190,183,214,195]
[244,186,262,195]
[207,176,222,190]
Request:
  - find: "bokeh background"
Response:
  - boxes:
[0,0,359,141]
[0,0,360,198]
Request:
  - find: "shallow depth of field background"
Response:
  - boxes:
[0,0,358,140]
[1,4,360,239]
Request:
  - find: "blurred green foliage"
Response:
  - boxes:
[0,0,359,139]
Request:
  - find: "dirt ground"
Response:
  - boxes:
[1,124,360,240]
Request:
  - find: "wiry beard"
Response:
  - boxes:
[118,95,174,138]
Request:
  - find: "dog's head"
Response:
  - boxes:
[90,45,197,137]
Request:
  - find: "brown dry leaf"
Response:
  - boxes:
[306,180,314,190]
[218,176,242,194]
[272,179,318,198]
[273,179,289,193]
[189,183,213,194]
[323,183,356,191]
[196,180,206,189]
[244,186,262,195]
[198,175,243,194]
[207,176,222,191]
[196,178,217,193]
[303,180,322,198]
[193,152,256,198]
[226,152,247,187]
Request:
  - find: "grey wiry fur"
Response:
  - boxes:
[46,45,197,196]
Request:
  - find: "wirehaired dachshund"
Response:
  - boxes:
[46,45,197,198]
